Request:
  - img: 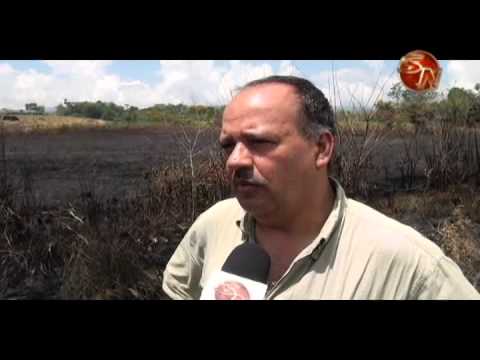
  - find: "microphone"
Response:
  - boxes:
[200,243,271,300]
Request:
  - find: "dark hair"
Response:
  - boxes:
[240,75,336,140]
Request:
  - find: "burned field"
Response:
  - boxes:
[2,127,223,204]
[0,124,479,299]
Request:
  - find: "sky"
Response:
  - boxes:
[1,60,479,111]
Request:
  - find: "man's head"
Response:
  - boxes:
[220,75,336,222]
[242,76,336,139]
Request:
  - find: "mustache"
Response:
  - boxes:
[232,168,266,186]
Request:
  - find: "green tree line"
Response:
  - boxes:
[52,83,480,128]
[375,83,480,127]
[56,101,223,126]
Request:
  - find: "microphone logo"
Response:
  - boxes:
[214,281,251,300]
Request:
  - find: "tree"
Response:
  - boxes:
[375,100,397,123]
[387,83,404,103]
[445,87,477,125]
[388,82,437,105]
[386,83,437,128]
[447,87,476,103]
[102,108,116,121]
[25,103,37,112]
[84,103,103,119]
[56,104,67,116]
[25,103,46,114]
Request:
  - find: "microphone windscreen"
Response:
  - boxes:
[221,242,271,284]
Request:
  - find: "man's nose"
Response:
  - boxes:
[226,142,253,174]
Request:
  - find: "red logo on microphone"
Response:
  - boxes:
[214,281,251,300]
[398,50,442,92]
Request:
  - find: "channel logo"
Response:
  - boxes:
[398,50,442,92]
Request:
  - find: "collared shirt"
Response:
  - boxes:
[162,178,480,300]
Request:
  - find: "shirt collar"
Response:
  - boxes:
[235,176,347,258]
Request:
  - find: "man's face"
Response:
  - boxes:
[220,83,320,219]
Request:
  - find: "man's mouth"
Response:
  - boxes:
[233,181,262,191]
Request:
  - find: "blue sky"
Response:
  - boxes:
[0,60,477,110]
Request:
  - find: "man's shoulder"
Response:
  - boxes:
[344,198,445,266]
[200,197,244,220]
[338,198,478,299]
[192,197,245,232]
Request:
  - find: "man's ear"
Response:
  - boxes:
[314,132,335,169]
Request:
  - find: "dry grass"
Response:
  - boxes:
[2,115,107,133]
[1,152,478,298]
[371,185,480,287]
[435,207,480,283]
[0,153,231,299]
[0,115,216,135]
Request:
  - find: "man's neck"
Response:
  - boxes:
[255,178,336,250]
[253,178,336,284]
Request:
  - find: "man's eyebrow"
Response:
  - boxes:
[219,131,275,144]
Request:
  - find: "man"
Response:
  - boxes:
[162,75,480,300]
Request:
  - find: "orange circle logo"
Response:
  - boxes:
[398,50,442,92]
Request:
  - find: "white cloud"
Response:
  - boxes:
[0,61,141,109]
[363,60,385,72]
[154,60,226,104]
[445,60,480,90]
[43,60,113,77]
[0,63,15,76]
[311,64,397,110]
[218,60,275,102]
[0,60,289,110]
[278,60,303,76]
[14,70,53,103]
[0,60,408,111]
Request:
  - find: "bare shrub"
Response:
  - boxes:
[423,120,475,190]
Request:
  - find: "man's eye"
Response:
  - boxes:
[221,143,234,152]
[251,139,273,146]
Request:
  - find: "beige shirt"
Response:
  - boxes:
[162,178,480,300]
